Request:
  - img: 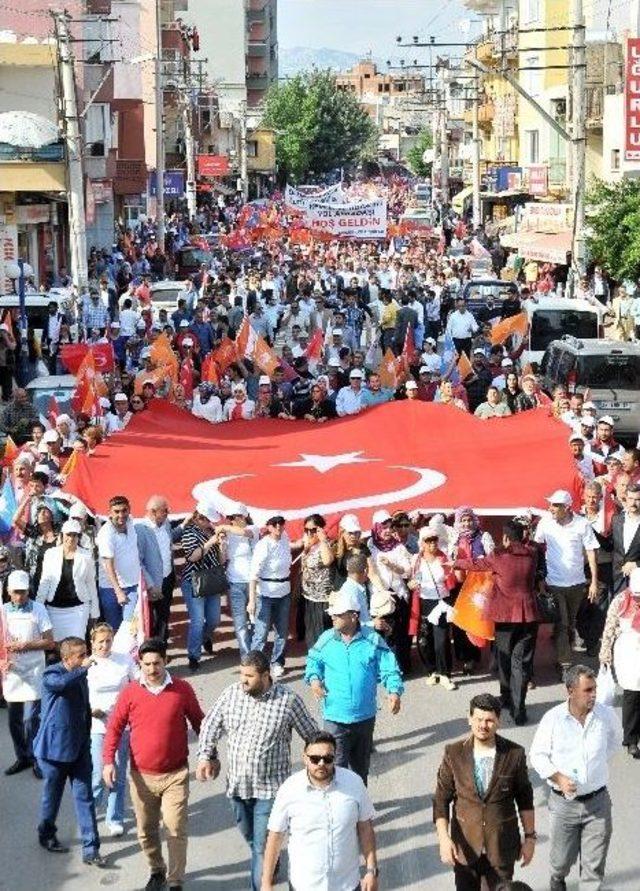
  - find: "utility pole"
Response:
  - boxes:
[239,100,249,202]
[570,0,587,277]
[155,0,165,252]
[471,63,482,228]
[180,57,197,220]
[52,11,88,291]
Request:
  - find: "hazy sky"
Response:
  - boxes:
[278,0,481,58]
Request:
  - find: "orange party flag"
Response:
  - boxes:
[490,311,528,346]
[457,351,473,381]
[451,571,495,643]
[377,347,398,390]
[251,334,280,376]
[1,435,19,467]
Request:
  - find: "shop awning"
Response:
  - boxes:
[500,230,572,264]
[452,185,473,212]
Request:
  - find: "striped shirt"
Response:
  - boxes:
[181,523,222,581]
[197,681,319,799]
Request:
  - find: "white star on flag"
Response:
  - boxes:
[276,451,379,474]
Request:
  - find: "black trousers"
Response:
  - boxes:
[389,596,412,675]
[303,597,331,651]
[151,571,175,643]
[622,688,640,746]
[494,622,538,717]
[454,854,513,891]
[324,717,375,786]
[0,365,13,401]
[453,337,472,358]
[417,599,453,676]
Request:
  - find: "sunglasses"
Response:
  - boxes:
[396,522,411,528]
[304,527,317,533]
[307,754,335,765]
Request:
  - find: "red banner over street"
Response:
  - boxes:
[64,402,579,533]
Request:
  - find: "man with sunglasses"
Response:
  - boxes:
[261,730,379,891]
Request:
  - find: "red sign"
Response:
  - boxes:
[64,400,578,533]
[625,37,640,161]
[528,165,548,197]
[60,343,115,374]
[197,154,230,177]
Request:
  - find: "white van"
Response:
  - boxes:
[522,296,605,368]
[0,292,76,344]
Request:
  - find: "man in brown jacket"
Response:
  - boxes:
[433,693,536,890]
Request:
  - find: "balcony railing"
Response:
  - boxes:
[247,73,269,90]
[247,42,268,58]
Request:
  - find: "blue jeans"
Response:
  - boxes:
[8,699,40,762]
[90,731,129,825]
[98,584,138,631]
[181,576,221,661]
[230,796,274,891]
[38,747,100,857]
[228,582,252,657]
[250,594,291,666]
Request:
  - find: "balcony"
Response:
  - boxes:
[548,158,567,188]
[476,39,494,65]
[247,41,268,59]
[246,73,269,91]
[585,86,603,130]
[247,4,267,24]
[478,101,495,128]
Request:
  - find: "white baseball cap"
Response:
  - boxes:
[258,375,271,386]
[179,319,190,328]
[598,415,615,427]
[424,337,436,347]
[182,337,194,347]
[62,519,82,535]
[195,501,221,522]
[327,588,362,616]
[580,416,596,428]
[569,433,586,444]
[327,357,341,368]
[7,570,29,591]
[419,523,441,542]
[114,392,128,402]
[339,513,361,533]
[419,366,430,375]
[349,368,364,379]
[546,489,572,506]
[405,380,418,390]
[332,328,343,336]
[43,429,59,443]
[372,508,392,525]
[69,502,88,519]
[501,358,514,368]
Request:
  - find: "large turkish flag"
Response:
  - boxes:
[64,401,579,532]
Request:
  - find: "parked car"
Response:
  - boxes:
[0,292,77,345]
[540,336,640,441]
[25,373,77,418]
[522,296,605,367]
[174,245,214,278]
[150,279,187,319]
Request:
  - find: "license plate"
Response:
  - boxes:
[598,401,633,410]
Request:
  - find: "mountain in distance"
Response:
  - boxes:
[279,46,385,77]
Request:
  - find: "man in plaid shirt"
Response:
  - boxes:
[81,290,110,338]
[196,650,318,891]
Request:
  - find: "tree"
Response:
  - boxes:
[263,70,377,183]
[586,178,640,281]
[406,129,433,178]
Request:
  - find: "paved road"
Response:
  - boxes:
[0,607,636,891]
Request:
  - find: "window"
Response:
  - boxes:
[85,103,111,156]
[247,140,258,158]
[611,149,621,170]
[522,0,540,25]
[524,129,539,164]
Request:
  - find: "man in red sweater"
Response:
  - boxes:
[103,637,204,891]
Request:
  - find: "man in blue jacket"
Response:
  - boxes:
[33,636,104,868]
[305,588,404,785]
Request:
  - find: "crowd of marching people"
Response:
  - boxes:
[0,179,638,891]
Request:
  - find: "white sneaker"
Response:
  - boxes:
[425,674,438,686]
[438,675,458,691]
[271,663,285,679]
[107,822,124,837]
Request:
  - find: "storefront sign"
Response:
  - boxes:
[625,37,640,161]
[197,154,230,177]
[113,159,147,196]
[148,170,185,198]
[520,202,572,234]
[91,180,113,204]
[527,165,548,197]
[15,205,51,225]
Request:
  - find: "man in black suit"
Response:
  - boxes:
[611,485,640,592]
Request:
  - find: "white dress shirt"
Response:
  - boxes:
[250,534,292,598]
[534,512,599,586]
[446,310,479,339]
[143,517,173,579]
[88,653,136,733]
[335,385,363,417]
[622,513,640,553]
[227,526,259,584]
[530,701,622,795]
[268,766,375,891]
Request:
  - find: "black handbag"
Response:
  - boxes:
[192,562,228,598]
[536,588,559,624]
